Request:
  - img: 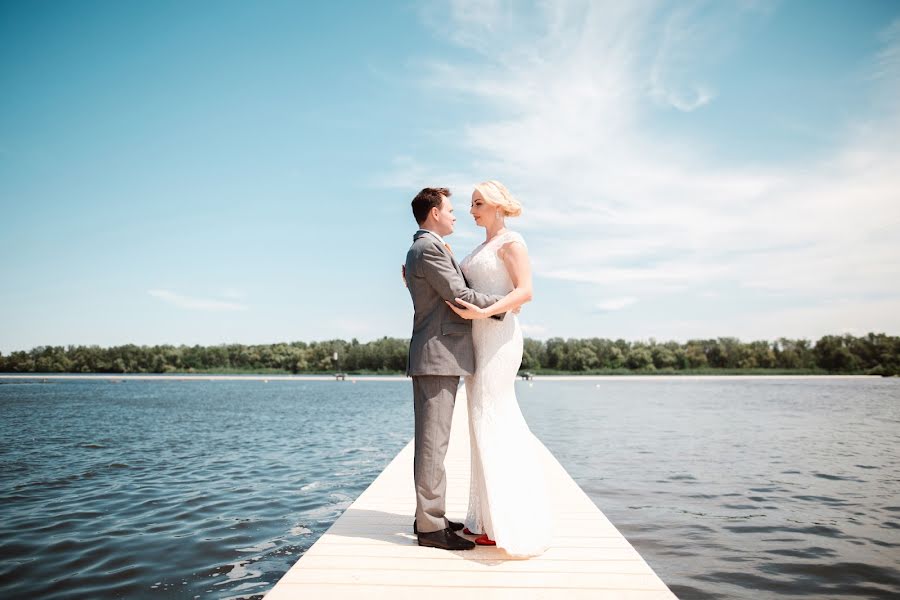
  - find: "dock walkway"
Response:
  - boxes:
[264,385,677,599]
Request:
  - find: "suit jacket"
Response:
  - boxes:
[405,230,503,376]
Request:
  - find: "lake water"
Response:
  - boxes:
[520,378,900,599]
[1,377,898,599]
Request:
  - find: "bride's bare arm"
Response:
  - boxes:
[446,241,532,319]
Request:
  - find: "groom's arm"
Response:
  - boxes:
[418,243,505,314]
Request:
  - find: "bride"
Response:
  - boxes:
[447,180,552,557]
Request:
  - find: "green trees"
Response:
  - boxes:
[774,338,813,369]
[650,343,679,370]
[566,340,600,371]
[521,338,544,370]
[814,335,861,372]
[683,343,708,368]
[0,333,897,375]
[625,345,654,370]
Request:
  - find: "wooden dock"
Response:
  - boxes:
[264,385,677,599]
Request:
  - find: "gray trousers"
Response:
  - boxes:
[412,375,459,533]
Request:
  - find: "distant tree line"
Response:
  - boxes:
[1,333,898,376]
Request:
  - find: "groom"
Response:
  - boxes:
[404,187,504,551]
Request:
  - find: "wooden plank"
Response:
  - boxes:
[279,569,670,589]
[261,384,678,598]
[265,584,676,600]
[293,555,653,573]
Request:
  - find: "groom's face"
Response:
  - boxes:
[433,195,457,236]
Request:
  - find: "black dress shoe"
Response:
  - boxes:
[413,519,464,534]
[417,527,476,551]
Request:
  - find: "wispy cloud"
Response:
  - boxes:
[873,18,900,84]
[220,288,246,300]
[648,3,720,112]
[520,323,548,337]
[391,1,900,338]
[596,297,638,312]
[148,289,248,311]
[371,155,475,196]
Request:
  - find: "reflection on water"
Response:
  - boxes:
[0,380,413,599]
[1,377,898,599]
[519,378,900,599]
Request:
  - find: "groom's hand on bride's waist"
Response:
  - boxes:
[446,298,507,321]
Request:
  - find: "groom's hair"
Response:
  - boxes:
[412,187,451,225]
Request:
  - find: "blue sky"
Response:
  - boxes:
[1,0,899,353]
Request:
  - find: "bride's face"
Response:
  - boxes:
[470,190,493,228]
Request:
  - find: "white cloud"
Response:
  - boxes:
[648,3,721,112]
[447,0,508,38]
[148,289,248,311]
[520,323,548,337]
[220,288,246,300]
[384,2,900,339]
[873,18,900,87]
[652,84,715,112]
[620,298,900,343]
[739,298,900,341]
[596,297,638,312]
[371,156,477,199]
[451,228,479,241]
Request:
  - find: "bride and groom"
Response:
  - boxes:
[403,182,551,557]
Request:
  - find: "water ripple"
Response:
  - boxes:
[522,377,900,600]
[0,380,413,599]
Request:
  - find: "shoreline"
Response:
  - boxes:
[0,374,407,382]
[0,373,877,382]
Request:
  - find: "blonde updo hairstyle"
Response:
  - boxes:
[474,180,522,218]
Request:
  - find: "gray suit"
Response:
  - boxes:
[405,230,502,533]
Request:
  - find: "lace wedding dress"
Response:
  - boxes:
[460,230,552,557]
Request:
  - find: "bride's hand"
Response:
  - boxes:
[445,298,489,320]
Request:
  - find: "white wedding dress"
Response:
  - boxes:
[460,230,552,557]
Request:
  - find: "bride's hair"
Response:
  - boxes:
[474,180,522,217]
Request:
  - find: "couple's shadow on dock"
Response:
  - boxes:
[326,507,516,565]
